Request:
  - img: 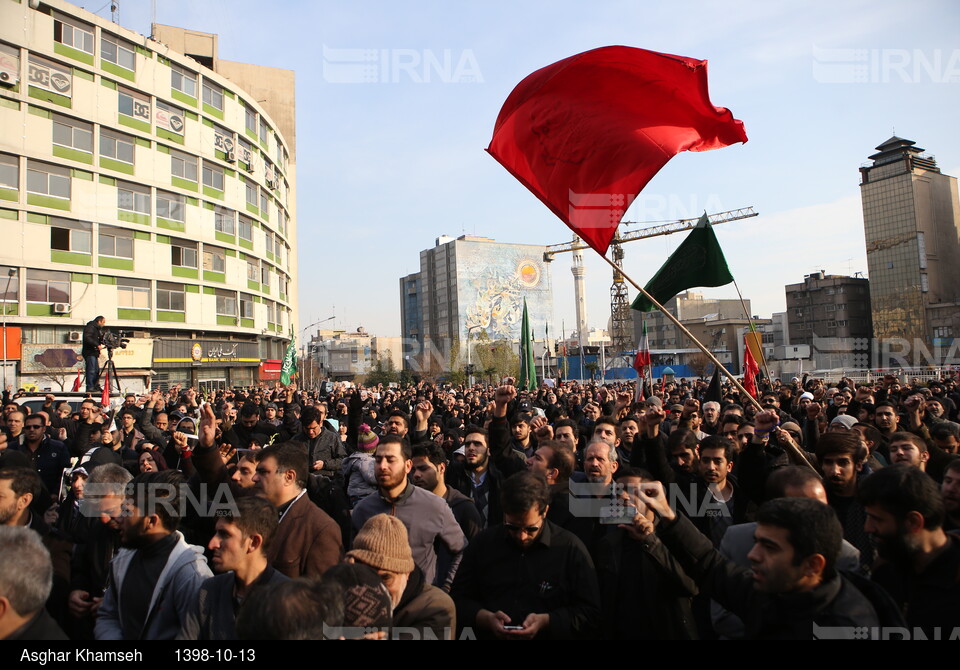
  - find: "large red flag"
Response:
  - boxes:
[71,368,83,393]
[743,344,760,399]
[488,46,747,255]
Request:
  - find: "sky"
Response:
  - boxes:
[104,0,960,340]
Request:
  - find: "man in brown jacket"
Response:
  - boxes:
[253,442,342,578]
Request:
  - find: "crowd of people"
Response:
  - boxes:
[0,370,958,640]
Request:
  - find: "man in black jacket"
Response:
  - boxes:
[636,483,881,639]
[451,471,600,640]
[82,316,105,393]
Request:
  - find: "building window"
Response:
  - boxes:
[246,259,258,281]
[0,266,18,302]
[26,269,69,303]
[237,137,253,169]
[171,151,198,182]
[27,161,70,199]
[259,189,268,214]
[171,239,197,268]
[155,100,184,135]
[170,64,197,97]
[214,207,235,235]
[54,14,94,55]
[117,181,150,214]
[117,278,150,308]
[51,219,91,253]
[258,117,268,143]
[261,264,270,286]
[238,216,253,241]
[98,226,133,259]
[157,190,185,222]
[203,162,224,191]
[215,290,237,317]
[0,154,18,190]
[101,33,136,71]
[245,179,258,208]
[118,87,150,122]
[240,293,254,319]
[266,301,276,324]
[264,230,274,255]
[203,246,226,273]
[100,129,135,165]
[53,115,93,153]
[202,81,223,110]
[244,103,256,134]
[157,282,185,311]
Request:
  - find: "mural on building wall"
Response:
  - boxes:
[460,244,553,340]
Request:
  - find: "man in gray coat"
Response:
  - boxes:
[95,471,212,640]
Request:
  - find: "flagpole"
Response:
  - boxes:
[732,278,773,386]
[596,253,817,471]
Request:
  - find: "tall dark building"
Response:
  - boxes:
[860,137,960,361]
[785,273,872,369]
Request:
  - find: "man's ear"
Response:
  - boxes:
[804,553,827,579]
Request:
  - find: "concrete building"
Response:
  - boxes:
[0,1,296,391]
[860,136,960,363]
[633,291,758,373]
[308,328,402,381]
[400,235,553,374]
[784,272,872,370]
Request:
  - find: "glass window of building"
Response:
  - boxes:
[100,129,135,164]
[53,14,94,55]
[117,278,150,308]
[157,282,185,311]
[202,80,223,110]
[52,114,93,153]
[0,154,18,190]
[101,33,136,71]
[27,160,70,199]
[203,246,226,273]
[117,181,150,214]
[171,239,197,268]
[98,226,134,259]
[157,190,185,222]
[26,270,70,303]
[238,216,253,241]
[202,162,224,191]
[215,289,237,316]
[50,218,91,254]
[171,150,198,182]
[170,64,197,97]
[214,207,235,235]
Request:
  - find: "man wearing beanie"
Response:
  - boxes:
[347,514,456,640]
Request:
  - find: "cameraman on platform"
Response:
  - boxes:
[82,316,105,393]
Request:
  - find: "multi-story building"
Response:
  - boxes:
[633,291,757,372]
[400,235,553,374]
[0,1,296,391]
[860,136,960,363]
[784,272,872,370]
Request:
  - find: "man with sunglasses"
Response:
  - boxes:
[451,471,600,640]
[14,414,70,497]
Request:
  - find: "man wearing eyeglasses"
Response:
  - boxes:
[14,415,70,497]
[451,471,600,640]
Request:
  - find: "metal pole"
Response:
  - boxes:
[597,253,816,472]
[2,269,15,392]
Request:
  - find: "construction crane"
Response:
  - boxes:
[543,207,759,354]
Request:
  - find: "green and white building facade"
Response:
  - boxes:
[0,0,296,390]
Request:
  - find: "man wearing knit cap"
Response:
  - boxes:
[347,514,456,640]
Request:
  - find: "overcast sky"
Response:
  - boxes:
[108,0,960,340]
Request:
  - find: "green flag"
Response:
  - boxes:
[631,212,733,312]
[280,331,297,385]
[518,298,537,391]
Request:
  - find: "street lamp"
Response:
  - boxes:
[300,316,334,390]
[465,323,485,387]
[2,268,16,392]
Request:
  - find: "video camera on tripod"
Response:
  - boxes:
[100,329,129,352]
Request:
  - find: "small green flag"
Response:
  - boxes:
[631,212,733,312]
[518,298,537,391]
[280,331,297,385]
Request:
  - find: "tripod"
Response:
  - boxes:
[97,347,124,399]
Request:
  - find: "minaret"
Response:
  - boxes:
[571,235,589,349]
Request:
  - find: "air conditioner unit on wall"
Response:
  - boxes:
[0,71,18,86]
[53,303,70,314]
[68,331,81,342]
[226,150,236,162]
